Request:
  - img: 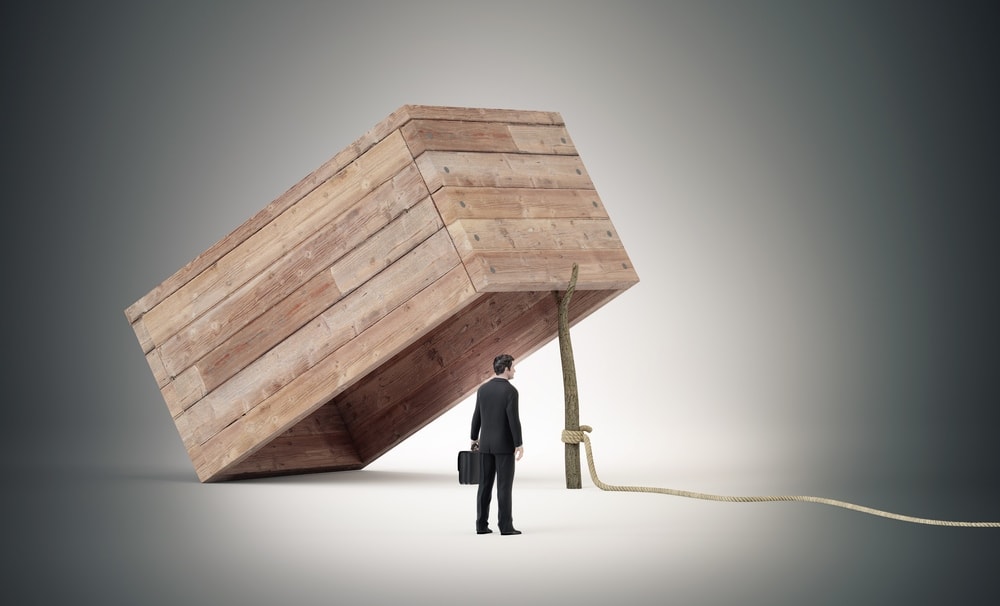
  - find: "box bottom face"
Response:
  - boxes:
[209,288,625,481]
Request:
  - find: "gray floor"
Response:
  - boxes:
[12,420,998,606]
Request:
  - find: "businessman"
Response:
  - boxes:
[470,354,524,535]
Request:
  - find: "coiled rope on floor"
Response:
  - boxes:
[561,425,999,528]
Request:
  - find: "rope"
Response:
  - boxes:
[561,425,1000,528]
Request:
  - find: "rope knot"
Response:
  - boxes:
[561,425,592,444]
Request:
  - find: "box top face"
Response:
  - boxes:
[126,105,637,321]
[126,105,638,481]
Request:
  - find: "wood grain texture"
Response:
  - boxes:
[507,124,578,155]
[463,249,639,292]
[401,120,519,157]
[447,217,624,259]
[401,120,576,157]
[416,151,593,193]
[432,187,609,224]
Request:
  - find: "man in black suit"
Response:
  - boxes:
[470,354,524,535]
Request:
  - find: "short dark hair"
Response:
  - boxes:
[493,354,514,375]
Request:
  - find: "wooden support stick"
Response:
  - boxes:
[556,263,581,489]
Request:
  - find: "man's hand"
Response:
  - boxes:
[514,446,524,461]
[471,440,479,450]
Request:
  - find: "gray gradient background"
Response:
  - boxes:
[5,1,999,604]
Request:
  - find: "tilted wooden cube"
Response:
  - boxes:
[125,105,639,482]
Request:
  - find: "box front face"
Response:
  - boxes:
[406,117,639,294]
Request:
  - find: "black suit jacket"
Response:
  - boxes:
[470,377,522,454]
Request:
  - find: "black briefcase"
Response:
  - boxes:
[457,446,481,485]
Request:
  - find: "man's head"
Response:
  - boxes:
[493,354,515,376]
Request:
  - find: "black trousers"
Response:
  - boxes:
[476,452,516,532]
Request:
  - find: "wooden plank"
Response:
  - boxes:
[176,228,465,455]
[463,249,639,292]
[446,218,625,259]
[190,263,479,482]
[401,120,578,157]
[124,105,421,324]
[415,151,593,193]
[328,196,443,293]
[507,124,578,155]
[141,131,413,348]
[403,105,562,126]
[432,187,609,224]
[401,120,519,157]
[195,194,443,394]
[156,161,429,379]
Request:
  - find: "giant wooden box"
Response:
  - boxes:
[125,105,639,482]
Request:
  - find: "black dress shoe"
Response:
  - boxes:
[500,529,522,535]
[476,528,493,534]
